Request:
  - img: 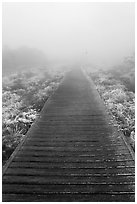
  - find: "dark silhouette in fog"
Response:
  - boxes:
[2,46,47,76]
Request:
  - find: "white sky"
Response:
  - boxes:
[2,2,135,66]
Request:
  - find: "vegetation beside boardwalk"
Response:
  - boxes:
[87,56,135,150]
[2,68,64,165]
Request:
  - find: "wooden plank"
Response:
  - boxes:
[23,142,125,147]
[13,156,133,163]
[17,151,131,158]
[5,167,135,176]
[9,161,135,169]
[2,193,135,202]
[3,183,135,194]
[3,175,135,184]
[20,146,129,151]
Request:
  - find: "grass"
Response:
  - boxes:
[87,69,135,150]
[2,68,64,165]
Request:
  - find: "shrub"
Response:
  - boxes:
[2,69,64,164]
[88,70,135,150]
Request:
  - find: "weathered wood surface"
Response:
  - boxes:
[2,68,135,202]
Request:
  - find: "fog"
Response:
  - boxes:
[2,2,135,74]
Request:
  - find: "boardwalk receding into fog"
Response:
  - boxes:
[2,69,135,202]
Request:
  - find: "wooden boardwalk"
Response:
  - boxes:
[2,68,135,202]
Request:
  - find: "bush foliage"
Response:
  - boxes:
[2,69,64,164]
[89,70,135,150]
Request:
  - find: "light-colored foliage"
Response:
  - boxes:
[2,69,64,164]
[90,71,135,150]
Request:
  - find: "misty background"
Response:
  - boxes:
[2,2,135,76]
